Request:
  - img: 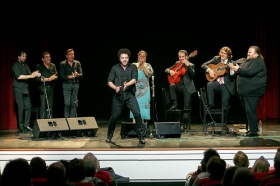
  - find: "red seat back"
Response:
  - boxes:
[198,178,211,186]
[265,179,280,186]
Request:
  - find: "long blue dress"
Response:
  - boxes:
[130,62,153,120]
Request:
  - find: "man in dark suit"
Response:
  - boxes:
[165,50,196,119]
[201,46,236,111]
[229,46,267,137]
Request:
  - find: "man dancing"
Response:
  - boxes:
[106,48,145,144]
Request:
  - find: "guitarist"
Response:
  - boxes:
[165,50,196,114]
[201,46,236,111]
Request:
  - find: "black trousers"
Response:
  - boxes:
[169,83,192,119]
[13,90,31,129]
[207,81,231,110]
[107,92,143,138]
[63,83,79,118]
[240,96,261,134]
[39,85,54,119]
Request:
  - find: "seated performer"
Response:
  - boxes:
[106,48,145,144]
[165,50,196,120]
[201,46,236,111]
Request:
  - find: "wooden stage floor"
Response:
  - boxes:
[0,118,279,150]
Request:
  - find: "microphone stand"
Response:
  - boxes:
[151,76,158,123]
[42,76,52,119]
[72,72,78,117]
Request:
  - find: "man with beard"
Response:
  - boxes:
[12,51,41,132]
[229,46,267,137]
[36,52,58,119]
[106,48,145,144]
[60,49,83,118]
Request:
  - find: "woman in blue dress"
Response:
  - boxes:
[130,50,154,123]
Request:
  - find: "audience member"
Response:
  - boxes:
[252,156,270,173]
[222,166,237,186]
[1,158,31,186]
[82,161,105,186]
[30,156,47,178]
[68,158,85,182]
[207,156,226,181]
[46,161,67,186]
[192,148,220,186]
[233,151,249,167]
[60,160,71,183]
[232,167,256,186]
[259,152,280,186]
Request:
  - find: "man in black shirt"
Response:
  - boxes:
[12,51,41,132]
[106,48,145,144]
[36,52,58,119]
[60,49,83,118]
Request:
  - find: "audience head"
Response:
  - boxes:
[47,161,66,185]
[1,158,31,186]
[277,147,280,153]
[69,158,85,182]
[206,156,226,180]
[84,161,96,177]
[60,160,70,182]
[252,156,269,173]
[233,151,249,167]
[83,152,100,173]
[222,166,237,186]
[232,167,256,186]
[30,156,47,178]
[274,152,280,172]
[201,148,220,171]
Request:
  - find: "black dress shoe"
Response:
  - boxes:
[105,136,112,143]
[139,136,145,144]
[243,132,258,137]
[24,126,32,131]
[18,128,25,133]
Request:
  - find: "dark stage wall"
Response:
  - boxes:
[0,0,279,129]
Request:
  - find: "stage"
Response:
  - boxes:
[0,119,279,183]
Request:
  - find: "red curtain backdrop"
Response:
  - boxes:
[256,1,279,119]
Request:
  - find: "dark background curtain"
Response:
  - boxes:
[0,0,279,130]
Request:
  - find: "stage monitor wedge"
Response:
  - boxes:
[154,122,181,138]
[66,117,98,137]
[33,118,70,139]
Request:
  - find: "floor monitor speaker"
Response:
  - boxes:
[66,117,98,137]
[154,122,181,138]
[33,118,69,139]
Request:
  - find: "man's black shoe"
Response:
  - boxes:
[243,132,258,137]
[24,126,33,131]
[168,105,178,111]
[139,136,145,144]
[105,136,112,143]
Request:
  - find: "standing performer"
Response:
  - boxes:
[12,51,41,132]
[229,46,267,137]
[36,52,58,119]
[201,46,236,111]
[130,50,154,123]
[106,48,145,144]
[165,50,196,121]
[60,49,83,118]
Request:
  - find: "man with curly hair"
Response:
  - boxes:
[106,48,145,144]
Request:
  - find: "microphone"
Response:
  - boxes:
[152,76,154,82]
[197,91,201,98]
[41,76,45,79]
[72,72,75,79]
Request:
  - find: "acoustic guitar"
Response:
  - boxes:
[167,50,198,85]
[205,58,245,82]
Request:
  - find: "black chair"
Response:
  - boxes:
[161,88,191,130]
[199,87,228,135]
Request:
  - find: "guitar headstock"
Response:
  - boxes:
[189,50,198,58]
